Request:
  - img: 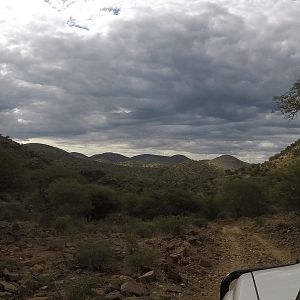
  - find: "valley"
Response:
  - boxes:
[1,134,300,299]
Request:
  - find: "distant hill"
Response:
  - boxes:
[89,153,190,165]
[0,136,221,194]
[70,152,90,160]
[0,135,27,158]
[131,154,190,164]
[0,136,49,169]
[90,152,129,163]
[159,160,222,194]
[95,159,222,194]
[209,155,249,170]
[24,143,102,170]
[25,143,72,160]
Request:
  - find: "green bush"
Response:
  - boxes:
[188,216,208,227]
[126,220,155,238]
[31,166,85,189]
[200,197,221,220]
[272,161,300,210]
[48,179,91,217]
[64,278,98,300]
[0,151,28,194]
[217,178,268,218]
[76,241,116,271]
[137,189,202,219]
[121,193,143,217]
[125,233,139,255]
[126,248,159,272]
[154,216,187,236]
[86,184,120,220]
[52,215,74,233]
[0,201,27,221]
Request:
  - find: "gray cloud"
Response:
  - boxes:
[1,0,300,162]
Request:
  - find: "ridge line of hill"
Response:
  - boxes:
[24,142,249,170]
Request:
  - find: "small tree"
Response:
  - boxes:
[218,178,268,218]
[85,184,119,220]
[31,166,85,189]
[274,161,300,210]
[0,151,27,194]
[274,80,300,119]
[139,189,202,218]
[48,178,91,217]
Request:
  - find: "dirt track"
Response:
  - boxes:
[0,215,299,300]
[201,220,295,300]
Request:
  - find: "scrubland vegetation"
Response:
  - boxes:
[1,134,300,299]
[1,135,300,226]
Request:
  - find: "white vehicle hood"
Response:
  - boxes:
[229,264,300,300]
[254,263,300,300]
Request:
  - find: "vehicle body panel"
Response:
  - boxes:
[254,264,300,300]
[221,263,300,300]
[232,273,257,300]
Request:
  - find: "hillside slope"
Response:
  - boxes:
[265,139,300,169]
[159,160,222,194]
[90,153,190,165]
[91,152,129,163]
[21,141,221,194]
[131,154,190,164]
[25,143,72,160]
[209,155,249,170]
[70,152,90,160]
[0,135,49,169]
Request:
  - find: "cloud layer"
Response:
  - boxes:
[1,0,300,162]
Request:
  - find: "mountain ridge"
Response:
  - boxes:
[91,152,129,163]
[23,142,249,169]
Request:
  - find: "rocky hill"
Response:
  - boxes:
[25,143,73,161]
[0,135,49,169]
[209,155,249,171]
[5,136,298,194]
[70,152,90,160]
[131,154,190,165]
[20,141,221,194]
[91,152,129,163]
[89,152,247,170]
[89,153,190,165]
[158,160,221,194]
[24,143,104,170]
[263,139,300,170]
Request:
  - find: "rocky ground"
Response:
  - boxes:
[0,214,299,300]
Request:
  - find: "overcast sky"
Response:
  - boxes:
[1,0,300,162]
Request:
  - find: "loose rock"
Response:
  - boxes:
[3,269,21,282]
[104,291,124,300]
[0,281,18,293]
[120,281,149,297]
[137,270,155,283]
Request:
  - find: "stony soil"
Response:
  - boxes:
[0,214,299,300]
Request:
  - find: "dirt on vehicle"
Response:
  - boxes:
[0,214,299,300]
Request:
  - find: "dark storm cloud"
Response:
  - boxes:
[1,0,300,161]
